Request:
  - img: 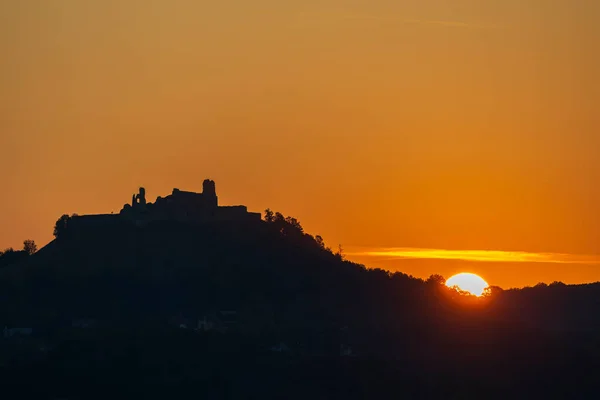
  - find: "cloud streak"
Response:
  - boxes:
[293,12,499,30]
[347,248,600,265]
[403,19,493,29]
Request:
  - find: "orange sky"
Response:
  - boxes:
[1,1,599,288]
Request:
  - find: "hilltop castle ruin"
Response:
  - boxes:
[68,179,261,232]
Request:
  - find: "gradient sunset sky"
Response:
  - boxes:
[1,1,599,288]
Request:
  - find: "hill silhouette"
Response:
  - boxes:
[1,202,600,397]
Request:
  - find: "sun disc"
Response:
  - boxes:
[445,273,489,296]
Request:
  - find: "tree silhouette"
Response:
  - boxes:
[264,209,275,223]
[0,247,29,268]
[23,240,37,255]
[1,247,13,254]
[285,216,304,233]
[426,274,446,286]
[53,214,72,238]
[274,212,285,222]
[335,244,345,261]
[315,235,326,249]
[482,285,503,297]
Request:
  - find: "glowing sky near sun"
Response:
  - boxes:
[1,0,599,288]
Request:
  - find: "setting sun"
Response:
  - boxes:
[445,273,489,297]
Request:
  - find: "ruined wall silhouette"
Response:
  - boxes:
[67,179,261,234]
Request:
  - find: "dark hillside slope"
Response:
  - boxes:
[2,216,600,396]
[0,219,424,339]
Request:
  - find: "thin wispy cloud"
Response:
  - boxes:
[347,248,600,265]
[292,12,499,30]
[403,19,494,29]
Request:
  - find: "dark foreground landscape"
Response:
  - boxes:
[1,212,599,398]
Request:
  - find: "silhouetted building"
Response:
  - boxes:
[68,179,261,233]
